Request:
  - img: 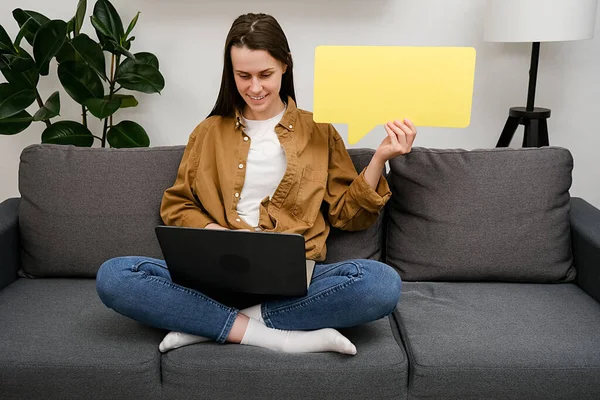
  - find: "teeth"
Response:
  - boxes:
[250,95,265,100]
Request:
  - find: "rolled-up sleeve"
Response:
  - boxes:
[160,126,216,228]
[325,126,391,231]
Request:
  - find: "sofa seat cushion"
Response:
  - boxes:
[396,282,600,400]
[161,316,408,400]
[0,279,165,399]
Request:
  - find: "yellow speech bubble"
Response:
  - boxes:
[313,46,476,144]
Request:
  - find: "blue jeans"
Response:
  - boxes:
[96,257,401,343]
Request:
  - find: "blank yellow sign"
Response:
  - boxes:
[313,46,476,144]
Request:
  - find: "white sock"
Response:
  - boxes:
[158,304,264,353]
[240,304,263,323]
[159,331,211,353]
[240,318,357,355]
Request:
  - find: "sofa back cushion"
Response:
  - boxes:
[18,144,382,277]
[386,147,575,282]
[324,148,386,263]
[19,144,185,277]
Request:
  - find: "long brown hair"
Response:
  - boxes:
[208,13,296,118]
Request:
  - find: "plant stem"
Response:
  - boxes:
[35,92,43,107]
[82,105,88,128]
[110,55,116,98]
[102,54,120,148]
[35,91,51,128]
[101,118,108,148]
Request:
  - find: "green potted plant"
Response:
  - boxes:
[0,0,165,147]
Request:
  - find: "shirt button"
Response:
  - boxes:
[234,192,240,198]
[236,218,241,222]
[238,163,244,169]
[288,124,293,129]
[243,136,249,142]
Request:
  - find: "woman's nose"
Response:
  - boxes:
[250,77,262,93]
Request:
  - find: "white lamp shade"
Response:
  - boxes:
[484,0,598,42]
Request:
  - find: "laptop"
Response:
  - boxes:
[155,225,316,308]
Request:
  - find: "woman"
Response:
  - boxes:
[96,13,416,355]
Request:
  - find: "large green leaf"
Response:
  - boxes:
[90,15,113,39]
[14,18,38,49]
[90,15,117,55]
[1,67,40,89]
[0,83,36,119]
[41,120,94,146]
[85,97,121,119]
[74,0,87,36]
[4,53,36,71]
[132,52,158,69]
[106,94,138,108]
[33,91,60,121]
[107,120,149,148]
[33,20,67,76]
[58,60,104,104]
[70,34,107,80]
[0,110,33,135]
[116,59,164,94]
[12,9,50,47]
[1,49,39,88]
[56,41,77,64]
[93,0,123,42]
[0,24,15,54]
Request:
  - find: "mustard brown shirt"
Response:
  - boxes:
[160,98,392,261]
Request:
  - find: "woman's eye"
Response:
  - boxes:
[261,74,272,78]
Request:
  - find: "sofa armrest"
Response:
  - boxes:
[570,197,600,303]
[0,198,20,291]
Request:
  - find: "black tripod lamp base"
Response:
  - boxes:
[496,107,551,148]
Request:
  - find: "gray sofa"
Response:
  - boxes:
[1,144,599,400]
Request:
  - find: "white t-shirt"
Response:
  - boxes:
[237,108,287,227]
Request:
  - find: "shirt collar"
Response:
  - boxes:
[234,96,298,132]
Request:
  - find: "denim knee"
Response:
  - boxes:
[96,256,133,309]
[361,259,402,317]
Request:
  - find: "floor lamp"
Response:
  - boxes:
[484,0,598,147]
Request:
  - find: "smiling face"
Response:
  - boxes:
[231,46,288,120]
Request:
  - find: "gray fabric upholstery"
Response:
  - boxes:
[161,316,408,400]
[17,144,383,277]
[395,282,600,400]
[0,279,164,399]
[387,147,575,282]
[0,198,20,290]
[325,148,386,263]
[18,144,185,277]
[570,197,600,303]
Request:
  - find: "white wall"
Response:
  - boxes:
[1,0,599,207]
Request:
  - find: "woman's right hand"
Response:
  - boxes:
[205,223,251,232]
[205,223,228,230]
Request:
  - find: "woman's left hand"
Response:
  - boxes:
[374,118,417,163]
